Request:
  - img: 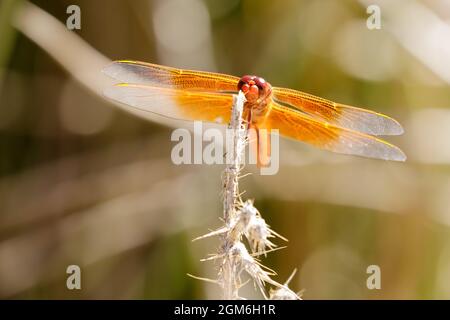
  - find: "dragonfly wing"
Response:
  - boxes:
[263,102,406,161]
[104,84,233,124]
[103,60,240,92]
[273,87,404,136]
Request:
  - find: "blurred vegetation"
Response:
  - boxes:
[1,0,450,299]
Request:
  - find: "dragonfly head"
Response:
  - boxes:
[238,75,272,104]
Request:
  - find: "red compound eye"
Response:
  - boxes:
[241,83,250,93]
[254,77,266,87]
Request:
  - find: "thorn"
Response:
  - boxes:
[238,172,252,180]
[284,268,297,286]
[250,246,287,257]
[200,253,224,262]
[271,229,288,242]
[192,226,229,241]
[187,273,218,284]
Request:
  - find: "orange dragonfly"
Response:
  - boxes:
[102,60,406,164]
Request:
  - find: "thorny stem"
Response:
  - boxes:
[221,92,246,299]
[222,92,246,223]
[195,92,300,300]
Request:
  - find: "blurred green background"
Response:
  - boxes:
[1,0,450,299]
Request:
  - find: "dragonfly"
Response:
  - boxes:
[102,60,406,165]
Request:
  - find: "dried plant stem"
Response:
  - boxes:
[221,92,246,299]
[198,92,300,300]
[222,92,246,222]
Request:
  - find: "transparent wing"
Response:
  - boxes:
[273,87,404,136]
[103,60,240,92]
[262,102,406,161]
[104,83,233,124]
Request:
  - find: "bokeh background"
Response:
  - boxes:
[1,0,450,299]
